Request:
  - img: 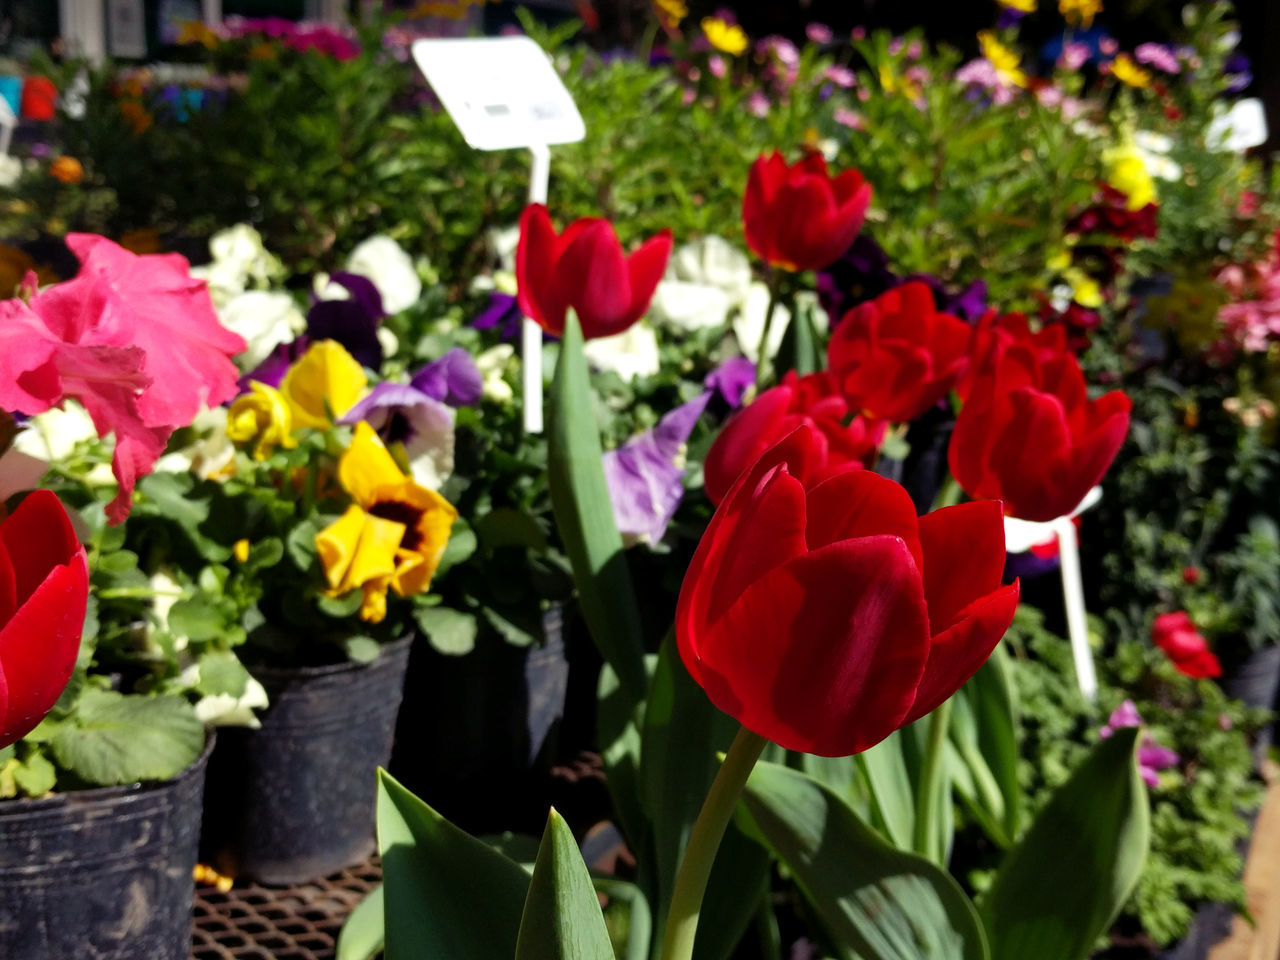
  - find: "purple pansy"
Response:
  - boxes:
[239,337,311,392]
[339,382,454,487]
[471,291,523,340]
[410,347,483,407]
[703,356,755,409]
[307,272,386,369]
[1099,699,1180,788]
[603,392,711,545]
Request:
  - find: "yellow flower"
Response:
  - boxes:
[227,381,298,460]
[654,0,687,30]
[1110,53,1151,89]
[878,63,922,101]
[1104,144,1157,210]
[315,422,457,623]
[233,539,250,563]
[978,31,1027,88]
[1063,268,1103,308]
[49,156,83,185]
[1000,0,1036,11]
[279,340,367,430]
[701,17,748,56]
[175,20,219,50]
[1058,0,1101,28]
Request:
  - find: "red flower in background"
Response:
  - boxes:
[677,425,1019,757]
[828,281,971,422]
[0,234,246,522]
[949,334,1130,523]
[743,151,871,271]
[0,491,89,749]
[1067,184,1158,243]
[516,204,672,340]
[702,371,884,505]
[1152,611,1221,679]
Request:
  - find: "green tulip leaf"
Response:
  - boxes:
[514,808,614,960]
[979,727,1149,960]
[740,759,988,960]
[336,883,384,960]
[377,769,530,960]
[950,647,1020,847]
[858,729,916,850]
[548,312,648,700]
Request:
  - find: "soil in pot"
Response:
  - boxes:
[201,635,412,885]
[0,734,213,960]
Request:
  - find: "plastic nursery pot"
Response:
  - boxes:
[388,606,571,836]
[0,733,214,960]
[201,635,412,885]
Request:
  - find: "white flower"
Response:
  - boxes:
[344,235,423,315]
[651,236,754,333]
[1132,131,1181,181]
[732,285,832,365]
[475,344,516,403]
[405,406,456,491]
[0,154,22,189]
[179,660,270,729]
[153,406,235,481]
[217,290,306,371]
[582,321,661,382]
[489,224,520,274]
[1207,98,1268,154]
[192,223,283,306]
[13,400,98,462]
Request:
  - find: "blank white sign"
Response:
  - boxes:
[411,36,585,151]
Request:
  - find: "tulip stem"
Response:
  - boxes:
[913,696,953,863]
[661,726,768,960]
[755,288,781,388]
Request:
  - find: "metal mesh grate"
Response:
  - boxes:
[192,858,382,960]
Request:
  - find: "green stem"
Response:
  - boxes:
[661,726,768,960]
[754,286,781,389]
[930,473,963,512]
[913,696,953,862]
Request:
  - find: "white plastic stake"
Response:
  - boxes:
[522,143,550,434]
[0,97,15,157]
[1054,515,1098,702]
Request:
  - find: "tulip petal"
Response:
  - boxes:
[623,231,674,329]
[917,499,1007,630]
[988,387,1075,522]
[902,582,1020,726]
[0,543,15,625]
[516,204,568,335]
[804,469,922,571]
[773,175,839,270]
[703,385,794,504]
[697,535,931,756]
[557,221,636,338]
[0,489,83,604]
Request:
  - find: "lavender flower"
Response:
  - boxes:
[339,382,455,488]
[409,347,483,407]
[703,357,755,409]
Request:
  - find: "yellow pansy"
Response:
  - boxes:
[1058,0,1101,28]
[654,0,687,30]
[227,381,298,460]
[978,31,1027,88]
[315,422,458,623]
[1110,53,1152,89]
[1000,0,1036,11]
[1104,144,1157,210]
[279,340,367,430]
[701,17,748,56]
[1064,268,1103,308]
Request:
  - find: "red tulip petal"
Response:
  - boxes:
[0,489,83,604]
[703,385,794,504]
[917,499,1007,630]
[0,549,88,747]
[0,542,14,627]
[516,204,567,334]
[902,581,1020,726]
[830,169,869,206]
[743,152,788,261]
[772,176,839,270]
[558,220,634,338]
[804,469,922,571]
[696,535,931,756]
[989,387,1076,522]
[620,230,674,332]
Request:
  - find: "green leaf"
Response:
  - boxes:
[547,313,648,700]
[378,769,530,960]
[337,884,384,960]
[858,730,915,849]
[50,690,205,786]
[167,596,226,642]
[477,508,549,551]
[739,759,988,960]
[979,727,1149,960]
[12,749,56,796]
[248,536,285,570]
[436,521,477,576]
[317,590,365,618]
[196,650,251,698]
[514,809,613,960]
[950,648,1020,847]
[286,516,324,570]
[342,635,382,664]
[415,606,478,655]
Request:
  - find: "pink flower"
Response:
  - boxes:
[824,65,856,88]
[806,23,833,44]
[0,235,245,522]
[1100,38,1119,56]
[833,107,865,129]
[1099,699,1180,788]
[1059,42,1091,71]
[746,91,770,117]
[1135,43,1179,74]
[851,26,867,41]
[709,54,727,79]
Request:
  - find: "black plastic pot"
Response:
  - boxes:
[201,636,412,885]
[1221,644,1280,762]
[0,734,213,960]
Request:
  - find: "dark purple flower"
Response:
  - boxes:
[339,382,454,486]
[603,392,710,545]
[703,356,755,409]
[1224,53,1252,93]
[410,347,482,407]
[817,234,900,320]
[996,8,1026,28]
[1003,547,1060,581]
[239,337,311,392]
[471,291,522,340]
[307,272,385,369]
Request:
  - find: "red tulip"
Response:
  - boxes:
[0,491,90,749]
[949,335,1130,523]
[743,151,872,271]
[703,371,883,505]
[828,282,972,423]
[676,425,1019,757]
[1152,612,1221,679]
[515,204,672,340]
[957,310,1068,402]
